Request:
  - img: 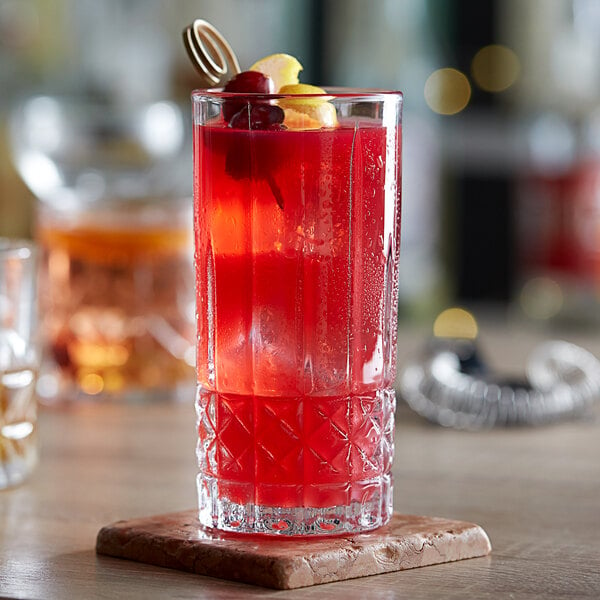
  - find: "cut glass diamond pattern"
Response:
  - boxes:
[256,398,303,483]
[196,387,396,534]
[217,394,254,479]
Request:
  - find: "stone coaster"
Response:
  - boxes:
[96,510,491,590]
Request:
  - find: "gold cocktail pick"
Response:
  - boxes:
[182,19,241,87]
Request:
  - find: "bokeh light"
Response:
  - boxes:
[471,44,520,93]
[79,373,104,395]
[519,277,564,320]
[433,307,479,339]
[424,68,471,115]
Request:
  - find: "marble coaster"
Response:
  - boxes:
[96,510,491,590]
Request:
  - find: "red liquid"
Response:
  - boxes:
[194,119,401,510]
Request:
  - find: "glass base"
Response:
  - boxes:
[196,386,396,536]
[197,474,393,536]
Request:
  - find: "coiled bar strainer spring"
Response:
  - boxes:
[399,339,600,428]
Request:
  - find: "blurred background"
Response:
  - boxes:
[2,0,600,327]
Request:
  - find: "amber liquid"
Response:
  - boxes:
[37,205,195,401]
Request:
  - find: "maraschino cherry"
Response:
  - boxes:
[223,71,284,129]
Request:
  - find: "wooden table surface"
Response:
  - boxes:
[1,322,600,599]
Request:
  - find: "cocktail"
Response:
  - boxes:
[192,52,402,535]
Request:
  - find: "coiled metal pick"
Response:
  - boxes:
[183,19,241,87]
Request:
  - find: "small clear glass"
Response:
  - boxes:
[193,88,403,535]
[0,239,38,489]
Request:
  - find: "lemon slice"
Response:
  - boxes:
[279,84,330,104]
[278,84,338,129]
[283,108,322,130]
[249,53,303,92]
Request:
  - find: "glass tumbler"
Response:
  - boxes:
[0,239,38,489]
[35,198,195,402]
[10,95,195,403]
[193,88,403,535]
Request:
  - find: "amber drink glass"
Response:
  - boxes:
[10,95,195,402]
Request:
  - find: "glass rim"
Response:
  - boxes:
[0,238,36,261]
[192,86,403,102]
